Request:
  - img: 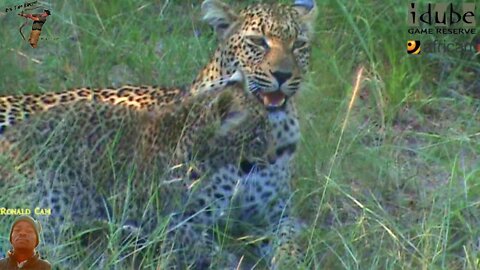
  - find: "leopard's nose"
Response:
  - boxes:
[272,71,292,87]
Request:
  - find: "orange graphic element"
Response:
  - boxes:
[18,9,50,48]
[407,40,421,55]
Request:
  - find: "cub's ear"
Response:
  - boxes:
[201,0,239,40]
[292,0,318,35]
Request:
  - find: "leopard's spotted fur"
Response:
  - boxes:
[0,0,317,268]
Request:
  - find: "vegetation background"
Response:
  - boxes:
[0,0,479,269]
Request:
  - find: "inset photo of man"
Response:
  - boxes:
[0,215,51,270]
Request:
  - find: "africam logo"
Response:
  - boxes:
[407,39,479,55]
[4,1,52,48]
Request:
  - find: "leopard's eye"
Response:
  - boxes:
[247,36,269,50]
[293,40,308,50]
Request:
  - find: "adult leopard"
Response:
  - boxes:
[0,0,316,133]
[194,0,317,268]
[0,0,317,268]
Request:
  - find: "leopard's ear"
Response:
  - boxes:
[202,0,239,41]
[292,0,318,35]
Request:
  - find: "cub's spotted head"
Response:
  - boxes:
[202,0,317,111]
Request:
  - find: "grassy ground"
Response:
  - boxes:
[1,0,479,269]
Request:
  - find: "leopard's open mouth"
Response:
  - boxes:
[255,91,287,111]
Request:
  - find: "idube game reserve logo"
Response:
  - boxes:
[407,3,477,56]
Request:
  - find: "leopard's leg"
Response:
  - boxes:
[240,192,305,269]
[263,199,305,270]
[239,156,305,269]
[8,161,114,269]
[162,164,242,269]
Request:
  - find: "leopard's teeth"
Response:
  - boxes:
[260,91,286,108]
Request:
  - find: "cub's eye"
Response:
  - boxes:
[293,40,308,50]
[247,36,269,49]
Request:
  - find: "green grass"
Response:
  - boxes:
[1,0,479,269]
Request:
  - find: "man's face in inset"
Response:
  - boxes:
[11,221,37,251]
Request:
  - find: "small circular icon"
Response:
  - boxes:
[407,40,421,55]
